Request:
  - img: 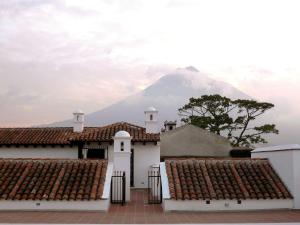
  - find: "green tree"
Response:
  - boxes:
[179,94,279,147]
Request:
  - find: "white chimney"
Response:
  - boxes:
[144,106,158,133]
[73,109,84,133]
[113,130,131,201]
[252,144,300,209]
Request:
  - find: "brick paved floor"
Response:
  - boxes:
[0,189,300,224]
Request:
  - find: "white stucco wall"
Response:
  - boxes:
[113,152,131,201]
[102,162,113,199]
[133,143,160,188]
[163,199,293,211]
[252,148,300,209]
[160,162,170,199]
[107,142,160,188]
[108,145,114,162]
[0,200,110,211]
[294,150,300,209]
[0,146,78,159]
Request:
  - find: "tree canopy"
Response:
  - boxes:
[179,94,278,147]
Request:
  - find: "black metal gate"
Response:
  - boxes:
[130,149,134,187]
[111,171,126,205]
[148,170,162,204]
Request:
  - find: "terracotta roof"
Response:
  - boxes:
[165,158,292,200]
[0,127,74,145]
[0,159,107,201]
[0,122,159,145]
[70,122,160,142]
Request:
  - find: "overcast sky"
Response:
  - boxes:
[0,0,300,127]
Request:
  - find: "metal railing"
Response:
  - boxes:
[111,171,126,205]
[148,170,162,204]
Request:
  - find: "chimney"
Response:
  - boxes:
[73,109,84,133]
[164,120,177,132]
[252,144,300,209]
[144,106,158,133]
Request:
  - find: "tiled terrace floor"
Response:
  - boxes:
[0,189,300,224]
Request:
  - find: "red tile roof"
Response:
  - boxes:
[0,122,159,145]
[71,122,160,142]
[0,159,107,201]
[0,127,74,145]
[165,158,292,200]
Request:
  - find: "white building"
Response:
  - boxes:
[1,107,299,213]
[0,107,160,189]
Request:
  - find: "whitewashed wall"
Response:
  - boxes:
[133,142,160,188]
[107,142,160,188]
[0,146,78,158]
[163,199,293,211]
[294,151,300,209]
[0,200,109,211]
[108,145,114,162]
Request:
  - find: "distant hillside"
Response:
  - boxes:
[50,67,250,128]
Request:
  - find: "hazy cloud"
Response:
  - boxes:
[0,0,299,134]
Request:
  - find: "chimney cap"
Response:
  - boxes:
[145,106,157,112]
[73,109,84,114]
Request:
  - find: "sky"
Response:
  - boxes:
[0,0,300,128]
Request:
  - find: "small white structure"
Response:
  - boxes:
[113,131,131,201]
[73,109,84,133]
[252,144,300,209]
[144,106,159,133]
[163,120,177,132]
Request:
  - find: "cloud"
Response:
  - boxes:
[0,0,299,135]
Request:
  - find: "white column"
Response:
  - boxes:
[113,131,131,202]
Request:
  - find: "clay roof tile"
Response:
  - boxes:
[0,159,107,201]
[165,158,292,201]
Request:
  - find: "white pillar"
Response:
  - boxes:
[113,131,131,202]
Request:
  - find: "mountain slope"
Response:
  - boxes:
[51,67,250,128]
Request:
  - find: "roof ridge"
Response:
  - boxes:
[0,127,73,130]
[0,158,107,162]
[0,122,160,145]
